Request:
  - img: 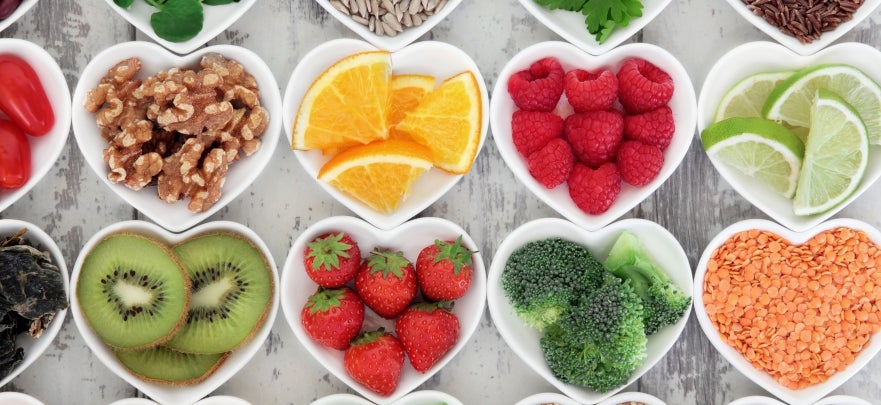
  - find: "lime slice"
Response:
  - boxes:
[763,64,881,144]
[793,89,869,216]
[702,117,804,198]
[714,71,792,123]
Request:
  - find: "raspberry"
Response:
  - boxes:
[617,140,664,186]
[527,138,574,189]
[564,110,623,168]
[568,162,621,215]
[623,105,675,150]
[564,68,618,112]
[511,110,564,157]
[507,57,564,112]
[617,58,674,113]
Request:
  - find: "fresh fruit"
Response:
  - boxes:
[763,64,881,144]
[506,57,564,112]
[415,235,475,301]
[113,346,228,386]
[793,89,868,216]
[164,231,274,354]
[292,50,391,153]
[702,117,805,199]
[617,140,664,186]
[304,232,362,288]
[388,74,436,129]
[0,54,55,136]
[77,233,190,350]
[344,329,405,396]
[394,71,483,174]
[301,286,365,350]
[395,302,460,373]
[713,70,792,122]
[355,249,418,319]
[623,105,675,150]
[564,68,618,112]
[617,58,674,113]
[317,139,433,214]
[565,110,623,168]
[528,138,575,189]
[568,162,621,215]
[511,110,564,157]
[0,120,30,189]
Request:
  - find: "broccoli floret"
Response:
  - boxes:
[539,272,647,392]
[501,238,605,330]
[603,231,691,335]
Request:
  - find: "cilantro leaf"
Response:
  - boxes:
[534,0,644,44]
[533,0,588,11]
[113,0,135,7]
[150,0,204,42]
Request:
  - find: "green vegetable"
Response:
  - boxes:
[603,231,691,335]
[533,0,644,44]
[539,272,646,392]
[113,0,240,43]
[501,238,605,331]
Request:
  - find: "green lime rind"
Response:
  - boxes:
[762,64,881,144]
[702,117,805,198]
[793,89,869,216]
[713,70,793,123]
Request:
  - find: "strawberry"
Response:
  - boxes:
[304,232,361,288]
[355,249,418,318]
[415,235,475,301]
[301,286,365,350]
[344,329,404,396]
[395,302,460,373]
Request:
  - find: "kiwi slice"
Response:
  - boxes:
[114,346,229,385]
[164,231,274,354]
[77,233,190,350]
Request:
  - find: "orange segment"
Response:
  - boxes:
[394,70,483,174]
[388,74,436,128]
[318,139,433,214]
[292,51,392,153]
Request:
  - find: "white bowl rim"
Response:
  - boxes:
[0,0,38,34]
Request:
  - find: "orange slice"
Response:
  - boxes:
[388,74,436,130]
[394,70,483,174]
[292,51,392,153]
[318,139,433,214]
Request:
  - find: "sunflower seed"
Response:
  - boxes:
[334,0,434,35]
[330,0,350,15]
[409,0,422,15]
[402,11,413,27]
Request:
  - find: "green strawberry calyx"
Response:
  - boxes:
[305,287,348,314]
[352,328,388,345]
[433,235,474,275]
[366,249,411,280]
[307,232,353,271]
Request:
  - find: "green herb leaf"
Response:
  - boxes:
[533,0,587,11]
[150,0,204,42]
[535,0,644,44]
[202,0,240,5]
[113,0,135,8]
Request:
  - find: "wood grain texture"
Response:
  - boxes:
[1,0,880,403]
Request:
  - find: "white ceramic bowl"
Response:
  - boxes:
[518,0,673,56]
[694,218,881,405]
[392,390,463,405]
[281,216,486,405]
[722,0,881,56]
[194,396,253,405]
[71,41,282,233]
[282,38,489,230]
[490,41,696,232]
[515,392,580,405]
[728,396,787,405]
[728,395,874,405]
[315,0,463,52]
[102,0,257,55]
[487,218,692,404]
[598,391,666,405]
[108,399,160,405]
[0,392,45,405]
[0,38,72,214]
[69,220,280,405]
[0,220,69,389]
[0,0,37,33]
[697,41,881,232]
[311,394,374,405]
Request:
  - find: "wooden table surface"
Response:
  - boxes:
[2,0,881,404]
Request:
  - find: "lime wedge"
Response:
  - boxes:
[793,89,869,216]
[763,64,881,144]
[702,117,804,198]
[714,71,792,123]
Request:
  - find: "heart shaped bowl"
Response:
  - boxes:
[518,0,673,55]
[0,0,38,33]
[0,392,45,405]
[697,41,881,232]
[694,218,881,405]
[728,397,787,405]
[281,215,486,405]
[598,391,666,405]
[515,392,580,405]
[729,395,874,405]
[102,0,258,55]
[490,41,696,231]
[0,220,69,389]
[282,38,489,230]
[69,220,279,405]
[311,393,374,405]
[722,0,881,56]
[315,0,463,52]
[487,217,692,404]
[0,38,72,214]
[71,41,282,233]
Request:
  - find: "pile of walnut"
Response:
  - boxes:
[84,54,270,213]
